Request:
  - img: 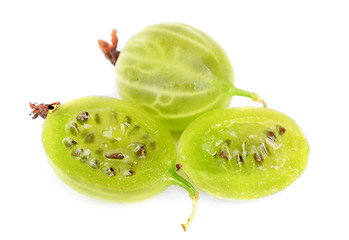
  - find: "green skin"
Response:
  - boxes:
[42,96,197,203]
[178,107,309,199]
[115,23,260,132]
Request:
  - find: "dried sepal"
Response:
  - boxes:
[29,101,60,119]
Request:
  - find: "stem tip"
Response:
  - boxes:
[181,192,199,232]
[253,93,267,107]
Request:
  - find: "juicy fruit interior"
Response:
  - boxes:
[115,23,234,132]
[42,97,175,202]
[178,107,309,199]
[64,111,155,178]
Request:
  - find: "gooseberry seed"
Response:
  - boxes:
[105,153,124,159]
[76,112,89,122]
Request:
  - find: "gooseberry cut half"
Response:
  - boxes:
[178,107,309,199]
[37,96,198,231]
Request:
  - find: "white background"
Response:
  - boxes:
[1,0,348,239]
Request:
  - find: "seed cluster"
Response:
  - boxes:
[62,111,157,178]
[215,125,286,166]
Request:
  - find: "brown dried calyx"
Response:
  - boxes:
[29,101,60,119]
[98,29,120,65]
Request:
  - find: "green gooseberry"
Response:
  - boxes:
[99,22,265,132]
[30,96,198,231]
[177,107,309,199]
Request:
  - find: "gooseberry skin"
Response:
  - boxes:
[178,107,309,199]
[115,23,258,132]
[42,96,196,203]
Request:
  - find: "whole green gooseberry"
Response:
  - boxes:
[99,23,265,132]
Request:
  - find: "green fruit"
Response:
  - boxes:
[178,107,309,199]
[99,23,265,132]
[33,96,198,231]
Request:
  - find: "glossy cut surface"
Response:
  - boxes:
[115,23,235,132]
[178,107,309,199]
[42,96,177,202]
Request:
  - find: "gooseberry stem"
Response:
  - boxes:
[229,87,267,107]
[168,168,199,232]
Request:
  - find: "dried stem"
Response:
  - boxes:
[252,93,267,108]
[168,166,199,232]
[98,29,120,65]
[181,192,199,232]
